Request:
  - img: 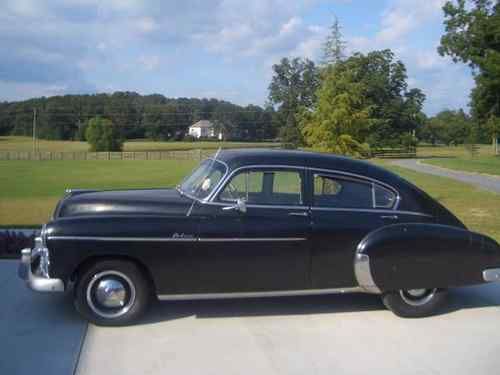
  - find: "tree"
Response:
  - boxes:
[268,57,320,146]
[0,93,277,142]
[85,116,123,151]
[439,0,500,132]
[486,115,500,154]
[418,109,473,145]
[300,62,373,157]
[322,15,347,66]
[301,49,426,155]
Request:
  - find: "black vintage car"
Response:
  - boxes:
[17,149,500,325]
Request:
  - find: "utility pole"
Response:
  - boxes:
[32,108,37,154]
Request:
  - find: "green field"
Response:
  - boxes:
[1,159,499,244]
[417,144,495,158]
[0,160,197,226]
[0,136,279,152]
[422,157,500,176]
[382,164,500,243]
[414,144,500,176]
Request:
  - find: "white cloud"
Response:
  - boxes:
[344,0,474,114]
[138,55,160,70]
[135,16,158,33]
[376,0,446,44]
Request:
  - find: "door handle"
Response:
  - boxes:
[381,215,399,220]
[289,212,309,217]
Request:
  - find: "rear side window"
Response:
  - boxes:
[313,174,397,209]
[374,184,397,208]
[313,175,372,208]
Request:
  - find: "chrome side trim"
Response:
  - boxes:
[311,207,432,218]
[483,268,500,282]
[354,253,381,294]
[48,236,197,242]
[198,237,306,242]
[209,201,308,210]
[48,236,305,242]
[158,287,364,301]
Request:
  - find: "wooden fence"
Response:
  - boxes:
[372,147,417,159]
[0,149,220,161]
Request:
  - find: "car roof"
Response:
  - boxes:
[216,148,403,187]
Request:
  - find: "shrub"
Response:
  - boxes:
[85,117,123,152]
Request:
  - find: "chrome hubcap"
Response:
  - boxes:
[95,279,127,308]
[86,271,136,319]
[400,288,437,306]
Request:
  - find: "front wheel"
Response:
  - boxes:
[74,260,151,326]
[382,288,448,318]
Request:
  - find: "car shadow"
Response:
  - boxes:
[134,284,500,326]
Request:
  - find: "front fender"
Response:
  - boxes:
[355,223,500,293]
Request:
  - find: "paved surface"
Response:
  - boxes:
[0,261,87,375]
[4,259,500,375]
[77,284,500,375]
[391,159,500,193]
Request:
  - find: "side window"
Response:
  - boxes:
[313,175,373,209]
[374,184,397,208]
[219,171,264,203]
[219,169,303,206]
[313,174,398,209]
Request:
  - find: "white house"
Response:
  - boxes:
[188,120,223,139]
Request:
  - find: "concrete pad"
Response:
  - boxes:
[77,284,500,375]
[0,260,87,375]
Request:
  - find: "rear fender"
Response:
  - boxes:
[354,223,500,293]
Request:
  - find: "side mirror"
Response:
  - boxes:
[222,198,247,214]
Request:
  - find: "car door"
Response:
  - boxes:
[194,167,312,293]
[309,171,400,289]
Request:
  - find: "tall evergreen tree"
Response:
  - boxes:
[322,15,347,66]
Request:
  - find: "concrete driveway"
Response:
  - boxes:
[0,260,87,375]
[4,258,500,375]
[391,159,500,194]
[78,285,500,375]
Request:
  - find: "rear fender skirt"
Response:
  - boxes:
[355,223,500,292]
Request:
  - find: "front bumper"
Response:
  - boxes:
[18,247,65,292]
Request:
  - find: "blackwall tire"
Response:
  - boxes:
[74,260,151,326]
[382,288,448,318]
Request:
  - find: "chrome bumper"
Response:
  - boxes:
[18,248,64,292]
[483,268,500,283]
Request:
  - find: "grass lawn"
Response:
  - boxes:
[382,164,500,243]
[1,159,499,244]
[0,160,197,226]
[422,157,500,176]
[417,144,495,158]
[0,136,278,152]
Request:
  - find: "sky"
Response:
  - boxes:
[0,0,475,115]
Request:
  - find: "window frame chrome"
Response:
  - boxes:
[309,167,401,211]
[177,158,230,202]
[209,164,308,208]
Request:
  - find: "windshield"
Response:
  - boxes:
[179,159,226,200]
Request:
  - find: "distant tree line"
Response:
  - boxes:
[0,92,279,142]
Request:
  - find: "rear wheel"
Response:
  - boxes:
[74,260,151,326]
[382,288,447,318]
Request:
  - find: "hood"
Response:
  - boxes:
[55,188,193,218]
